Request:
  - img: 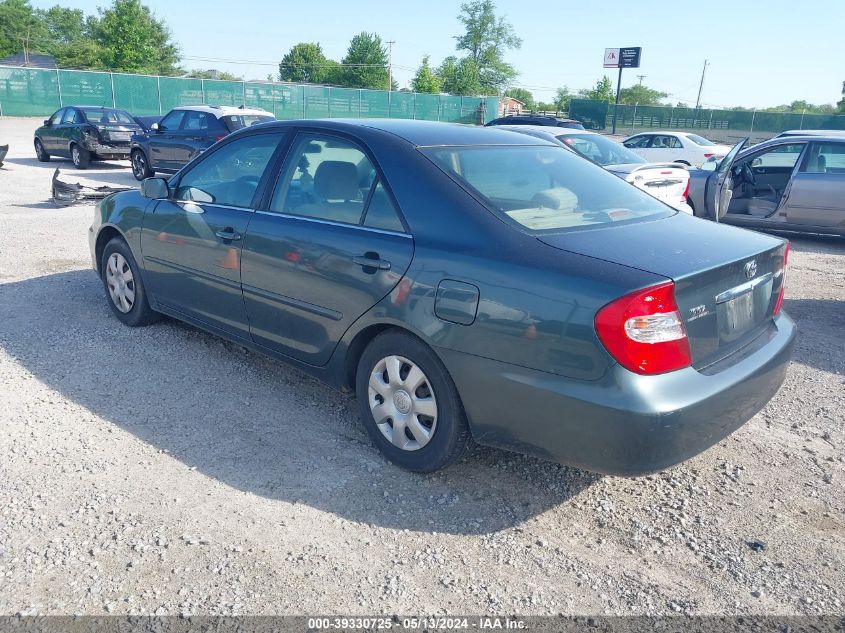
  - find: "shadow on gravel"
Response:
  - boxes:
[4,156,129,171]
[0,270,600,535]
[781,298,844,374]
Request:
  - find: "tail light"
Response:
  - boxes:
[773,242,790,315]
[681,176,690,201]
[703,153,714,158]
[595,281,692,375]
[215,134,227,142]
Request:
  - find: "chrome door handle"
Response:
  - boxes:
[215,228,242,241]
[352,254,391,271]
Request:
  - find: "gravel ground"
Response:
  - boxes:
[0,117,843,618]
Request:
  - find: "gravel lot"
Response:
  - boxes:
[0,116,843,618]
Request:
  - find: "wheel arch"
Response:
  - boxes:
[94,225,128,274]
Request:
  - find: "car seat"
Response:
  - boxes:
[298,160,364,224]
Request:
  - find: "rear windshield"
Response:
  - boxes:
[423,145,672,232]
[557,121,585,130]
[222,114,275,132]
[686,134,715,146]
[557,133,646,166]
[81,108,134,124]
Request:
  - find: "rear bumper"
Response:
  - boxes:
[438,312,796,476]
[84,140,131,159]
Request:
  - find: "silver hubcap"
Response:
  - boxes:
[133,154,144,175]
[368,355,437,451]
[72,147,79,164]
[105,253,135,313]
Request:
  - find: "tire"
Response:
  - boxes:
[34,138,50,162]
[131,149,153,181]
[101,237,160,327]
[71,143,90,169]
[355,330,470,472]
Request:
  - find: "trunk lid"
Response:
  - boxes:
[538,213,788,369]
[94,124,140,143]
[607,163,690,208]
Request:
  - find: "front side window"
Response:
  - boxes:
[424,145,671,232]
[49,109,64,125]
[159,110,186,131]
[802,143,845,173]
[753,143,805,169]
[174,132,285,208]
[623,135,651,148]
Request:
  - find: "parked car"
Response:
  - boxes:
[622,131,732,167]
[0,143,7,167]
[34,105,141,169]
[90,119,794,475]
[775,129,845,138]
[485,114,585,130]
[502,125,692,213]
[129,105,275,180]
[687,134,845,236]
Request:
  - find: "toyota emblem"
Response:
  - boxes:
[744,260,758,279]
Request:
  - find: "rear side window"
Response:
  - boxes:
[182,111,217,131]
[62,109,79,124]
[802,143,845,173]
[423,145,671,232]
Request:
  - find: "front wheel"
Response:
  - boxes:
[71,144,90,169]
[101,237,160,327]
[131,149,153,181]
[355,330,470,472]
[34,138,51,162]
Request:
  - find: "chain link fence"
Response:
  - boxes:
[0,66,498,124]
[569,99,845,143]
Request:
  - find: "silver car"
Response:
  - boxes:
[687,134,845,237]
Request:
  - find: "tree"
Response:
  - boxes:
[187,69,242,81]
[578,76,614,103]
[437,55,481,96]
[0,0,47,60]
[339,32,388,90]
[617,83,667,106]
[278,42,332,84]
[504,87,534,110]
[93,0,179,75]
[553,86,571,113]
[454,0,521,94]
[839,81,845,113]
[412,55,441,94]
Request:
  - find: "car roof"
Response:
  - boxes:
[777,129,845,137]
[495,125,596,137]
[752,134,845,147]
[257,119,558,147]
[172,104,271,117]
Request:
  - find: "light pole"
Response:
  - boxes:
[386,40,396,92]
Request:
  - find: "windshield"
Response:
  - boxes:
[423,145,672,233]
[686,134,715,146]
[81,108,134,125]
[557,133,646,166]
[222,114,275,132]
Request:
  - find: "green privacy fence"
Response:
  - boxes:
[0,65,498,124]
[569,99,845,139]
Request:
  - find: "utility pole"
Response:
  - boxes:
[386,40,396,92]
[694,59,708,110]
[636,75,645,85]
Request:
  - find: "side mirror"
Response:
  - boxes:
[151,122,160,132]
[141,177,170,199]
[43,119,52,126]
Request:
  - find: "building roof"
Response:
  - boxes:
[0,53,58,69]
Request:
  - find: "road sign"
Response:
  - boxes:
[603,47,641,68]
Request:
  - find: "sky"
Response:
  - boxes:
[29,0,845,109]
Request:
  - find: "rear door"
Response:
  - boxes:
[180,111,223,166]
[148,109,186,170]
[140,130,287,339]
[783,141,845,229]
[704,138,747,220]
[240,131,414,365]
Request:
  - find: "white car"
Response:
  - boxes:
[621,131,732,167]
[502,126,693,213]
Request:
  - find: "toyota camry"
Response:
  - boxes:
[88,119,795,475]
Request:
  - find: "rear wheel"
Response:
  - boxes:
[131,149,153,181]
[355,330,470,472]
[71,143,90,169]
[101,237,160,327]
[34,138,50,162]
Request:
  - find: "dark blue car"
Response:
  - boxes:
[129,105,275,180]
[89,119,795,475]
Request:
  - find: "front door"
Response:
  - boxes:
[42,109,65,152]
[148,109,186,171]
[240,132,414,365]
[784,141,845,229]
[704,138,747,220]
[140,130,286,339]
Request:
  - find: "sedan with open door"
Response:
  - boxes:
[688,134,845,236]
[622,131,732,167]
[89,120,795,476]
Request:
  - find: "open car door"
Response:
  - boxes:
[704,138,747,221]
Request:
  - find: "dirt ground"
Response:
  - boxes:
[0,116,843,617]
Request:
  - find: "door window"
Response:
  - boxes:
[174,132,285,208]
[363,181,405,232]
[159,110,186,131]
[49,109,64,125]
[650,135,681,149]
[183,111,214,131]
[623,135,651,148]
[753,143,805,169]
[61,109,79,124]
[802,143,845,173]
[270,135,376,226]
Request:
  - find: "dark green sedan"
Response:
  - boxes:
[88,119,795,475]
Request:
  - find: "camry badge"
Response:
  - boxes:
[744,260,758,279]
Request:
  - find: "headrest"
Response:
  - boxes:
[314,161,359,201]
